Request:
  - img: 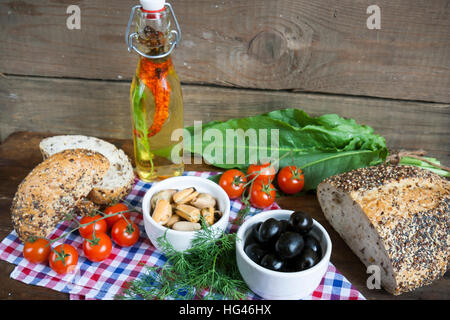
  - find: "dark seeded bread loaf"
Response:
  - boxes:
[317,165,449,295]
[11,149,110,242]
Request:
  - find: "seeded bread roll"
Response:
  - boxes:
[73,198,100,217]
[39,135,135,205]
[11,149,110,242]
[317,165,449,295]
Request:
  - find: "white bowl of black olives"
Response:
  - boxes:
[236,210,332,300]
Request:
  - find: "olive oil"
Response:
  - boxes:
[127,2,184,181]
[130,57,183,181]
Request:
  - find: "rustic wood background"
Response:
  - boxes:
[0,0,449,300]
[0,0,449,164]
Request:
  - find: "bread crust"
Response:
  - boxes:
[318,165,449,295]
[73,198,101,217]
[11,149,109,242]
[39,135,135,205]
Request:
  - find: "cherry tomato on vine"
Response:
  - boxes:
[277,166,305,194]
[79,214,108,238]
[111,219,140,247]
[219,169,247,199]
[83,232,112,262]
[249,180,276,209]
[247,163,277,184]
[23,238,51,264]
[104,203,131,229]
[49,244,79,275]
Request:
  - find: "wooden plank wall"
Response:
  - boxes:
[1,0,449,162]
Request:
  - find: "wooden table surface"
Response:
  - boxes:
[0,131,448,300]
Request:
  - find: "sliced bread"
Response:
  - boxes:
[39,135,135,205]
[317,165,449,295]
[11,149,110,241]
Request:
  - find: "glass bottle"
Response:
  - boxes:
[126,1,183,181]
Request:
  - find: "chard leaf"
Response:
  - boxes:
[399,156,450,177]
[185,108,388,190]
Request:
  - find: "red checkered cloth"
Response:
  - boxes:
[0,171,365,300]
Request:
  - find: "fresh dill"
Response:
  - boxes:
[116,218,249,300]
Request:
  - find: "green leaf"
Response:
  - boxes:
[151,144,175,159]
[399,156,450,177]
[132,82,151,155]
[184,108,388,190]
[207,173,222,184]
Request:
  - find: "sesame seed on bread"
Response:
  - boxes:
[11,149,110,242]
[317,164,449,295]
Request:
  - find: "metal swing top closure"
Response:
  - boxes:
[126,3,181,59]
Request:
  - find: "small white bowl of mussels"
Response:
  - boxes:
[142,176,230,252]
[236,209,332,300]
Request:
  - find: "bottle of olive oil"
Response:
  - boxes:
[126,0,183,181]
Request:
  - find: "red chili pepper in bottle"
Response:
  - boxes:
[139,57,171,138]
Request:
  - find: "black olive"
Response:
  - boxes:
[275,232,305,259]
[244,243,266,265]
[304,235,322,258]
[291,248,319,271]
[278,219,291,233]
[244,234,257,248]
[250,222,263,243]
[289,211,313,234]
[283,258,300,272]
[258,218,282,244]
[281,263,295,272]
[260,253,284,271]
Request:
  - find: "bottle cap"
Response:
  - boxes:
[140,0,166,12]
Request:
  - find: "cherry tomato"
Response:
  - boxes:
[111,219,140,247]
[247,163,277,184]
[104,203,131,229]
[83,232,112,262]
[277,166,305,195]
[78,214,108,238]
[249,180,276,209]
[49,244,78,275]
[23,238,51,264]
[219,169,247,199]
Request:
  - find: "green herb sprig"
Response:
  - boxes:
[117,218,249,300]
[399,156,450,177]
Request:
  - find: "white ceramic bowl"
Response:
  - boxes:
[142,176,230,252]
[236,209,332,300]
